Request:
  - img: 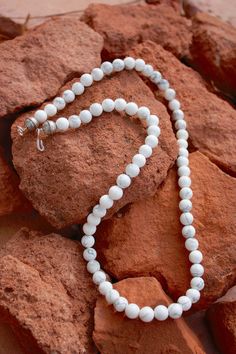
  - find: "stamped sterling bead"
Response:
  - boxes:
[42,120,57,135]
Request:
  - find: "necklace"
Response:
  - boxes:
[17,57,204,322]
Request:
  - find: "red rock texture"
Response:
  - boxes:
[93,277,205,354]
[0,228,98,354]
[0,149,31,216]
[190,12,236,100]
[130,41,236,175]
[206,286,236,354]
[95,152,236,308]
[0,17,103,118]
[82,3,191,59]
[12,70,178,228]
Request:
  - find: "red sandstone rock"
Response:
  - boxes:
[130,41,236,175]
[206,286,236,354]
[82,3,191,59]
[12,71,177,228]
[0,17,103,118]
[95,152,236,308]
[0,228,98,354]
[190,12,236,100]
[93,277,205,354]
[0,149,31,216]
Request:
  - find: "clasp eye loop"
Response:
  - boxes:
[36,128,45,152]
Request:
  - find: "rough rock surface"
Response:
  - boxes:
[0,149,31,216]
[0,229,98,354]
[82,3,191,59]
[130,41,236,175]
[12,71,178,228]
[207,286,236,354]
[95,152,236,307]
[0,17,103,118]
[190,12,236,99]
[93,277,205,354]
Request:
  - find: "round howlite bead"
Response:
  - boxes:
[135,58,145,72]
[87,260,100,274]
[179,199,192,212]
[101,61,113,75]
[72,82,84,95]
[164,88,176,101]
[105,289,120,304]
[177,139,188,149]
[190,264,204,277]
[132,154,146,168]
[102,98,115,112]
[114,297,128,312]
[139,306,155,322]
[90,103,103,117]
[44,103,57,117]
[34,110,47,124]
[56,117,69,131]
[125,163,140,178]
[108,185,123,200]
[125,303,140,319]
[172,109,184,121]
[83,248,97,261]
[145,135,158,148]
[93,204,107,218]
[182,225,196,239]
[147,114,159,126]
[168,303,183,319]
[81,235,95,248]
[124,57,136,70]
[189,250,203,264]
[99,195,114,209]
[92,270,106,285]
[147,125,160,137]
[139,144,153,158]
[186,288,200,303]
[68,115,81,129]
[83,223,96,236]
[91,68,104,81]
[116,174,131,189]
[185,238,199,251]
[87,213,101,226]
[53,97,66,110]
[112,58,125,72]
[154,305,168,321]
[150,71,162,84]
[177,129,189,140]
[80,73,93,87]
[179,187,193,200]
[177,296,192,311]
[114,98,127,111]
[191,277,205,291]
[179,148,189,158]
[80,110,92,124]
[178,166,190,177]
[158,79,169,91]
[180,212,194,226]
[175,119,187,130]
[63,89,75,103]
[99,281,113,295]
[125,102,138,116]
[169,99,180,111]
[177,156,189,167]
[137,106,150,120]
[142,64,153,77]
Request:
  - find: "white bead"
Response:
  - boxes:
[87,213,101,226]
[125,163,140,178]
[99,195,114,209]
[87,260,100,274]
[114,98,127,111]
[81,235,95,248]
[101,61,113,75]
[137,106,150,120]
[154,305,168,321]
[178,166,190,177]
[177,156,189,167]
[189,250,203,264]
[44,103,57,117]
[150,71,162,84]
[114,296,128,312]
[164,88,176,101]
[168,303,183,319]
[56,117,69,131]
[93,204,107,218]
[139,306,154,322]
[132,154,146,168]
[108,185,123,200]
[169,99,181,111]
[158,79,169,91]
[172,109,184,121]
[145,135,158,148]
[112,58,125,72]
[63,90,75,103]
[34,110,47,123]
[135,58,145,72]
[83,248,97,261]
[179,148,189,157]
[139,144,153,158]
[177,139,188,149]
[125,303,140,319]
[91,68,104,81]
[68,115,81,129]
[80,73,93,87]
[53,97,66,111]
[179,199,192,212]
[72,82,85,95]
[142,64,153,77]
[190,264,204,277]
[83,223,96,236]
[186,288,200,303]
[102,98,115,112]
[177,296,192,311]
[124,57,136,70]
[90,103,103,117]
[93,270,106,285]
[105,289,120,304]
[116,174,131,189]
[185,238,199,251]
[180,212,193,226]
[147,125,160,137]
[191,277,205,291]
[147,114,159,126]
[80,110,92,124]
[125,102,138,116]
[178,176,191,188]
[175,119,186,130]
[177,129,189,140]
[179,187,193,200]
[182,225,196,239]
[99,281,113,295]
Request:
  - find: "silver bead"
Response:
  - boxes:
[42,120,57,135]
[25,117,39,131]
